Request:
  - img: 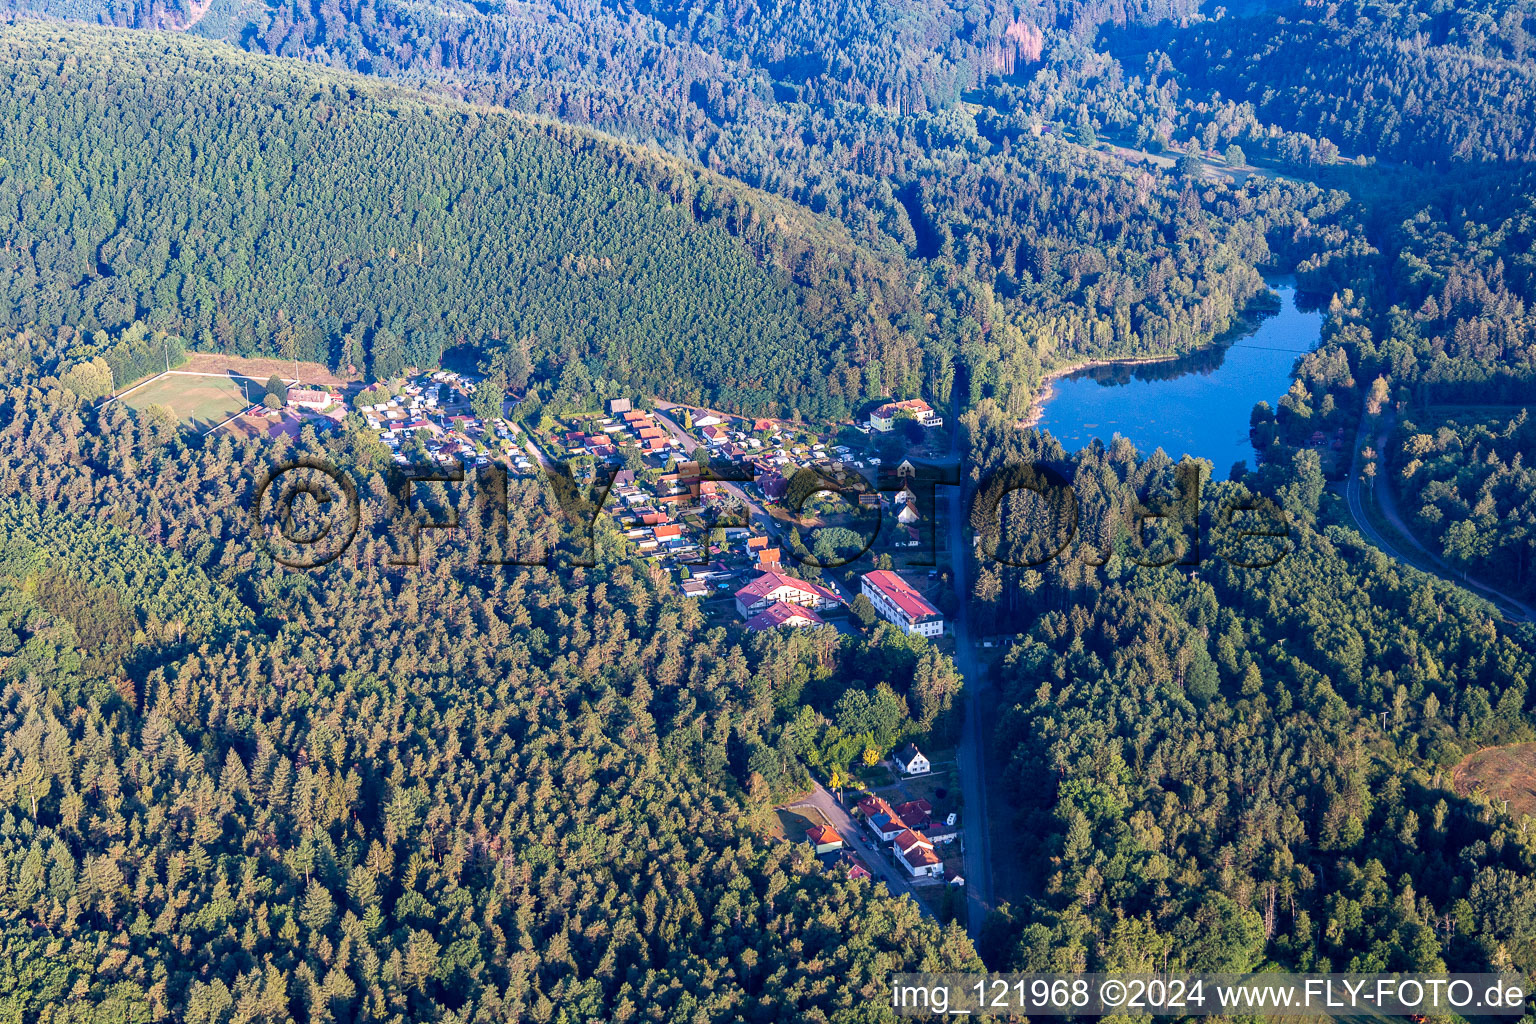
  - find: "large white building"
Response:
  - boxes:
[869,398,943,432]
[861,570,943,638]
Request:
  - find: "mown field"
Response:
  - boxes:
[118,373,254,430]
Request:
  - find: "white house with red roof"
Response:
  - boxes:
[892,829,944,878]
[743,601,825,632]
[861,570,944,638]
[805,824,844,854]
[869,398,943,432]
[735,571,840,619]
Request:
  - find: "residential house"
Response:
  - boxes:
[894,743,932,776]
[862,570,944,638]
[892,829,943,878]
[857,796,894,819]
[893,799,933,830]
[805,824,845,854]
[867,812,908,843]
[758,471,789,501]
[609,398,632,415]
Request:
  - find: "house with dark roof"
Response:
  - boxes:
[894,743,931,776]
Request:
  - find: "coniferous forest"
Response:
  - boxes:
[0,0,1534,1017]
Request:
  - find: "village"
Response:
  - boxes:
[215,368,976,916]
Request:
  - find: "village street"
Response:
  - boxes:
[943,420,995,942]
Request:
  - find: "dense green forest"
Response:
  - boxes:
[1,0,1536,1014]
[965,407,1536,978]
[0,19,1315,416]
[958,28,1536,971]
[0,24,961,419]
[1388,409,1536,600]
[0,325,991,1019]
[1157,0,1536,166]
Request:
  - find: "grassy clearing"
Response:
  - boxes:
[119,373,253,430]
[179,352,355,387]
[769,806,827,842]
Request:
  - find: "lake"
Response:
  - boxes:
[1033,281,1323,473]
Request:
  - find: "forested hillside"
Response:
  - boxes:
[966,410,1536,978]
[0,23,954,419]
[1161,0,1536,165]
[961,55,1536,971]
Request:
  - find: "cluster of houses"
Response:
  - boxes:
[726,564,944,637]
[561,399,678,461]
[353,371,526,468]
[853,785,962,882]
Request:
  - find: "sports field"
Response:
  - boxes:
[119,373,258,431]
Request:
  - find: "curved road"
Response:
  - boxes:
[1344,409,1532,622]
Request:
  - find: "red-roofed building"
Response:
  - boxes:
[735,571,840,619]
[893,799,933,829]
[806,824,844,854]
[844,853,873,881]
[861,570,944,638]
[653,524,683,542]
[893,829,943,878]
[743,601,825,632]
[857,796,894,819]
[869,398,943,432]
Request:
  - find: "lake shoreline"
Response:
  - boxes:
[1018,353,1186,430]
[1018,283,1289,431]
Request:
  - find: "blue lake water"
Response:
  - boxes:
[1034,281,1323,472]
